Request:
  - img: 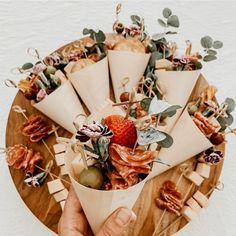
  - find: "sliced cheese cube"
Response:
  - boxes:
[53,143,66,154]
[186,171,204,186]
[186,197,202,214]
[182,206,198,222]
[60,165,68,176]
[193,191,209,208]
[196,163,211,179]
[53,189,69,202]
[60,200,66,210]
[47,179,65,194]
[55,153,66,166]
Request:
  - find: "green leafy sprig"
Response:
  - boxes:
[200,36,223,62]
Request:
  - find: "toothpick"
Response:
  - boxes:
[35,164,71,186]
[152,165,190,236]
[73,142,88,170]
[12,105,55,160]
[112,100,141,107]
[125,91,135,119]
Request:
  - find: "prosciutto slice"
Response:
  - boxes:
[21,115,52,142]
[6,144,43,174]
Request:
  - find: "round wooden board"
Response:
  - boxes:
[5,38,224,236]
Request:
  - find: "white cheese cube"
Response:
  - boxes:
[186,171,204,186]
[196,163,211,179]
[193,191,209,208]
[53,189,69,202]
[47,179,65,194]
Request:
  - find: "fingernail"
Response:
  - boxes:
[115,208,137,226]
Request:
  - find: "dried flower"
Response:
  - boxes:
[76,121,113,142]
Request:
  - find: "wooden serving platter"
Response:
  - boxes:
[5,38,224,236]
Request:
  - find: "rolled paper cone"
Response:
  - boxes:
[148,108,213,180]
[87,98,125,123]
[68,57,110,112]
[108,50,151,102]
[155,70,201,132]
[33,80,85,134]
[65,146,146,234]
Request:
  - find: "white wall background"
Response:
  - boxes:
[0,1,236,236]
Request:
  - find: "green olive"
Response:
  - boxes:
[188,104,198,115]
[44,65,57,78]
[79,166,104,189]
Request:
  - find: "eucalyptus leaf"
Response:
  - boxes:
[201,36,213,49]
[83,28,91,35]
[203,55,217,62]
[225,97,236,113]
[95,30,106,42]
[167,15,179,28]
[22,62,34,70]
[163,8,172,18]
[166,31,177,35]
[152,33,166,41]
[148,41,158,52]
[157,132,173,148]
[131,15,141,24]
[213,40,223,49]
[217,113,234,131]
[158,18,167,27]
[160,105,182,117]
[149,51,163,67]
[137,127,166,146]
[140,98,152,112]
[207,49,217,55]
[148,97,172,115]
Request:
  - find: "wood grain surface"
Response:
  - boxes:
[5,38,224,236]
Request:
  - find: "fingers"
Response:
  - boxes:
[64,186,83,214]
[97,207,136,236]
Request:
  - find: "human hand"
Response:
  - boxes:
[58,187,137,236]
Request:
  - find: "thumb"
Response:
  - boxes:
[96,208,136,236]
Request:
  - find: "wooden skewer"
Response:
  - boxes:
[156,181,224,236]
[152,165,190,236]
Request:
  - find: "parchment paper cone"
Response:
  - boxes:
[68,57,110,112]
[65,146,146,234]
[108,50,151,102]
[33,80,85,134]
[148,108,213,180]
[155,70,201,133]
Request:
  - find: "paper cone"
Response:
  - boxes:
[108,50,150,102]
[87,98,125,123]
[148,108,213,179]
[33,81,85,134]
[68,57,110,112]
[65,146,146,234]
[155,70,201,133]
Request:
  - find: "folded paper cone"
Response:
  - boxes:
[108,50,150,102]
[65,146,146,234]
[87,98,125,123]
[33,81,85,134]
[155,70,201,132]
[149,108,213,179]
[68,57,110,112]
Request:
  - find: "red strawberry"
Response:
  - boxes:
[104,115,137,148]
